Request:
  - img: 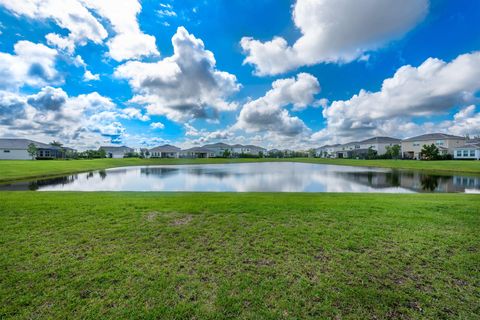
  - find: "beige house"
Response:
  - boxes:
[401,133,465,159]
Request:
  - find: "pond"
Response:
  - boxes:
[1,162,479,193]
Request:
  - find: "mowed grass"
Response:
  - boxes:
[0,192,479,319]
[1,158,480,183]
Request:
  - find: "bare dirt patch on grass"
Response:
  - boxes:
[145,211,159,222]
[170,215,193,226]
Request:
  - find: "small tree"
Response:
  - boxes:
[308,148,317,158]
[27,143,38,160]
[386,145,401,159]
[420,144,439,160]
[367,147,377,159]
[222,149,231,158]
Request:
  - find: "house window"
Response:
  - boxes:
[470,150,476,157]
[457,150,462,157]
[463,150,469,157]
[3,149,10,153]
[413,143,420,146]
[436,140,445,146]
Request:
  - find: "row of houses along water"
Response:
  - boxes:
[0,133,479,160]
[315,133,480,160]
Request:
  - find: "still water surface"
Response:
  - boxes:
[1,162,479,193]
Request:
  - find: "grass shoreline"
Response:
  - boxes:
[1,192,479,319]
[1,157,480,183]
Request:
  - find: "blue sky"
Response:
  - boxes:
[0,0,479,150]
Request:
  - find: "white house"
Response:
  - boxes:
[454,143,480,160]
[99,146,134,158]
[0,138,64,160]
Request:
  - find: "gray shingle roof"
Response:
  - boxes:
[202,143,232,149]
[317,144,341,149]
[0,138,61,150]
[403,133,465,142]
[460,143,480,149]
[149,144,180,152]
[359,136,401,144]
[182,146,214,153]
[243,144,266,151]
[99,146,133,153]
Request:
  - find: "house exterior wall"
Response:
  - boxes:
[179,151,215,158]
[108,152,125,158]
[402,138,465,159]
[0,148,30,160]
[150,151,179,158]
[454,148,480,160]
[359,142,399,155]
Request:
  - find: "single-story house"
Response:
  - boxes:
[454,143,480,160]
[201,143,266,157]
[99,146,134,158]
[149,144,181,158]
[0,138,65,160]
[202,143,233,157]
[180,146,216,158]
[401,133,465,160]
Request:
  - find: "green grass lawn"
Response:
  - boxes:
[1,158,480,183]
[1,192,479,319]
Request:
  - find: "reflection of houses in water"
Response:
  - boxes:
[337,170,480,193]
[338,171,401,188]
[140,167,179,177]
[27,175,77,191]
[140,166,246,180]
[454,176,480,189]
[186,168,244,179]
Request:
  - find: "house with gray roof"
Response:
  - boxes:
[202,143,233,157]
[180,146,216,158]
[401,133,465,159]
[454,143,480,160]
[0,138,64,160]
[149,144,181,158]
[99,146,134,158]
[200,143,266,157]
[358,136,401,156]
[315,144,342,158]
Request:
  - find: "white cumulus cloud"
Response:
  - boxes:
[234,73,320,138]
[115,27,240,122]
[150,122,165,130]
[0,87,129,148]
[0,0,158,61]
[312,51,480,143]
[0,40,60,90]
[241,0,429,75]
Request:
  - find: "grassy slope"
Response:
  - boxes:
[1,192,479,319]
[1,158,480,183]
